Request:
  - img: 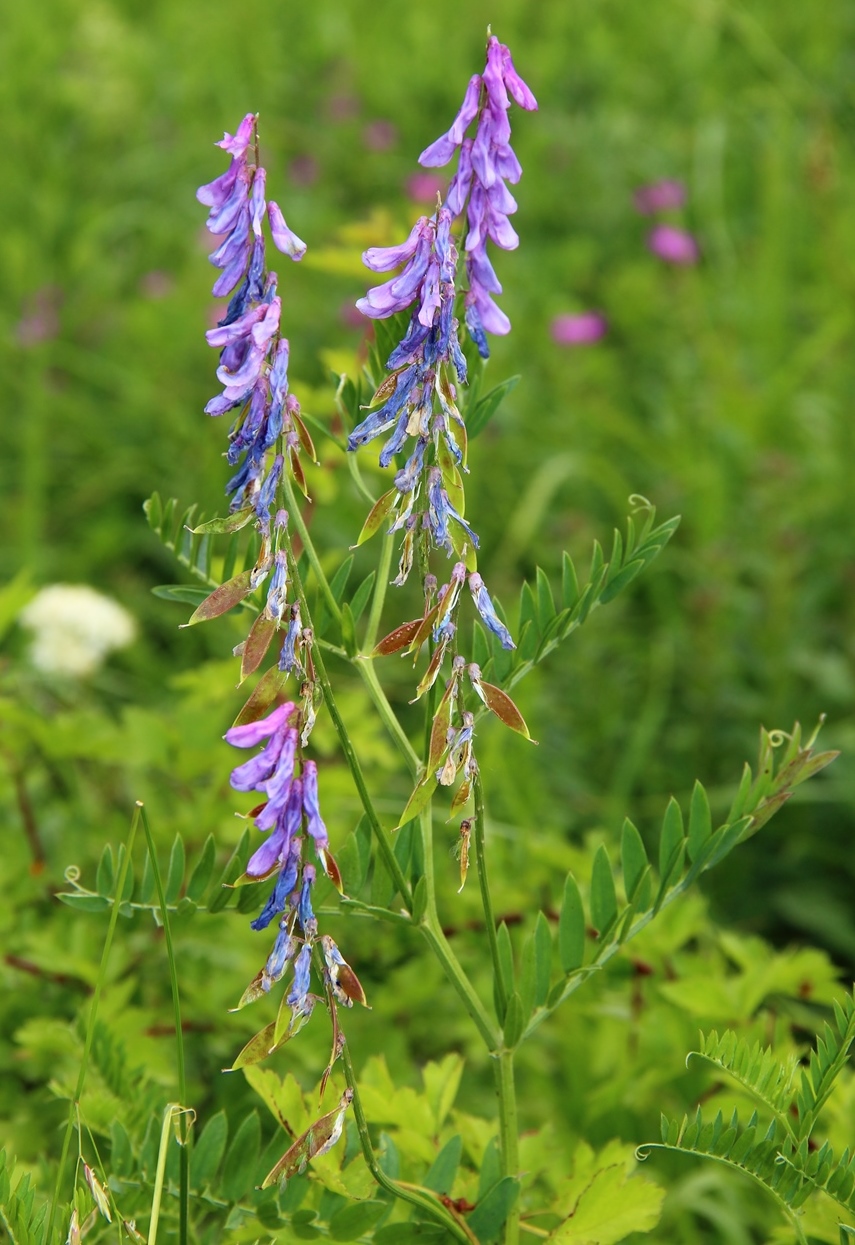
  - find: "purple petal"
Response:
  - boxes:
[197,162,238,209]
[500,44,538,111]
[302,761,329,851]
[212,248,251,298]
[217,113,256,157]
[419,134,458,168]
[363,218,427,273]
[446,139,474,217]
[267,201,307,260]
[246,825,288,878]
[205,303,266,349]
[250,167,267,236]
[225,701,295,747]
[206,179,248,235]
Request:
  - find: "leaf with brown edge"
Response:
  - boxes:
[261,1088,353,1188]
[181,569,254,626]
[373,617,422,656]
[450,777,473,814]
[319,847,344,894]
[354,487,398,547]
[190,509,255,535]
[292,411,317,463]
[428,682,455,772]
[479,680,536,742]
[229,971,267,1012]
[289,448,310,500]
[397,773,438,828]
[233,667,290,727]
[227,1021,288,1070]
[241,613,276,682]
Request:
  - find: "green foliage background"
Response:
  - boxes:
[1,0,854,1240]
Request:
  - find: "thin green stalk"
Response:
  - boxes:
[420,915,498,1049]
[473,771,506,1019]
[340,1043,478,1244]
[363,529,394,652]
[497,1048,521,1245]
[283,542,414,910]
[139,804,189,1245]
[45,807,140,1245]
[357,658,420,777]
[283,472,419,775]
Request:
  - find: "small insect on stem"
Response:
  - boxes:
[454,819,472,893]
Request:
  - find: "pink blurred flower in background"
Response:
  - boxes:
[405,171,446,203]
[363,120,398,151]
[289,155,319,187]
[633,179,686,214]
[16,286,61,347]
[647,223,699,265]
[550,311,608,346]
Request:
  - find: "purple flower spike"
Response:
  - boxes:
[647,224,700,266]
[551,312,608,346]
[633,179,686,215]
[468,573,515,650]
[268,202,307,260]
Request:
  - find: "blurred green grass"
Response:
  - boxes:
[2,0,855,1208]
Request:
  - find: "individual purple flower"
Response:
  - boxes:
[633,179,686,215]
[263,922,297,991]
[301,761,329,853]
[287,943,313,1012]
[279,602,303,673]
[427,468,479,557]
[468,573,515,650]
[267,202,307,260]
[550,312,608,346]
[251,834,302,931]
[298,864,317,939]
[647,224,700,266]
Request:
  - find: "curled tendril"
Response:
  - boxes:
[767,730,789,747]
[628,493,654,514]
[64,865,81,883]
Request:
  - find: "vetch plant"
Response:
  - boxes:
[44,29,848,1245]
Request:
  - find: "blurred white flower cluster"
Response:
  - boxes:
[19,585,136,677]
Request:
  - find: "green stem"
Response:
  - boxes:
[340,1042,479,1244]
[364,529,394,652]
[420,915,498,1049]
[45,808,140,1245]
[473,771,506,1019]
[283,472,419,776]
[497,1048,521,1245]
[284,542,414,910]
[358,659,420,777]
[139,804,189,1245]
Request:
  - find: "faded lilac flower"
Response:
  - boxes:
[647,224,700,265]
[363,120,398,151]
[550,312,608,346]
[406,171,446,203]
[468,573,515,649]
[633,179,686,214]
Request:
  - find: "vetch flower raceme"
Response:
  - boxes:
[420,33,537,353]
[198,115,312,536]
